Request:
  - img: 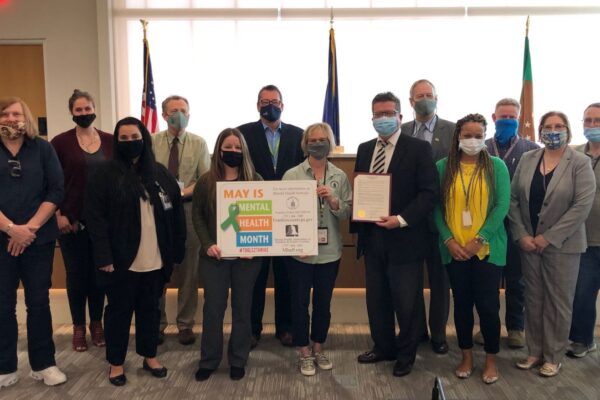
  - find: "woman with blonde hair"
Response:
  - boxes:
[0,97,66,387]
[192,128,262,382]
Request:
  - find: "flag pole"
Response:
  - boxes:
[140,19,148,40]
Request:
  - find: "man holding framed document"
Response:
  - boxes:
[352,92,438,377]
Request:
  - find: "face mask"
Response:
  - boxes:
[118,140,144,160]
[222,150,243,167]
[167,111,189,132]
[307,141,330,160]
[540,131,568,150]
[72,113,96,128]
[583,127,600,143]
[459,138,486,156]
[260,104,282,123]
[373,116,399,137]
[494,119,518,146]
[414,99,437,117]
[0,122,26,140]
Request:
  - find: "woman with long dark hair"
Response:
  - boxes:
[85,117,186,386]
[192,128,262,382]
[434,114,510,384]
[51,89,113,352]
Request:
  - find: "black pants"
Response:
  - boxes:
[59,227,105,325]
[0,242,56,374]
[287,258,340,347]
[104,269,164,366]
[418,231,450,343]
[447,257,502,354]
[250,256,292,338]
[364,229,423,367]
[504,234,525,331]
[199,257,260,370]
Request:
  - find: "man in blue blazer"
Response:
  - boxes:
[353,92,438,377]
[237,85,304,347]
[400,79,455,355]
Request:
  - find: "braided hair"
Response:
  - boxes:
[441,113,496,220]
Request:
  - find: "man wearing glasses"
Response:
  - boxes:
[568,103,600,358]
[352,92,437,377]
[400,79,455,355]
[153,95,210,346]
[474,98,538,350]
[238,85,304,348]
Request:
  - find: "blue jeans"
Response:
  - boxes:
[0,242,56,374]
[569,246,600,346]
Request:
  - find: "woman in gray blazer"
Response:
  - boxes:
[508,111,595,377]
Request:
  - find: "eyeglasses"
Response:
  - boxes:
[259,99,282,107]
[373,111,399,119]
[583,118,600,126]
[541,124,568,131]
[8,159,21,178]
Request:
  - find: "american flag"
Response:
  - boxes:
[141,34,158,133]
[322,27,340,145]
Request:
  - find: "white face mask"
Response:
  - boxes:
[459,138,486,156]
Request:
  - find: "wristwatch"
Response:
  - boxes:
[474,235,488,245]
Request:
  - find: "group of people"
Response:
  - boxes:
[0,80,599,389]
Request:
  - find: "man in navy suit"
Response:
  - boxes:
[400,79,455,355]
[353,92,438,377]
[237,85,304,347]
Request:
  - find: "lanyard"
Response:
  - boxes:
[458,163,479,209]
[490,136,520,164]
[313,164,327,225]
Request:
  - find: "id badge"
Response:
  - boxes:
[462,210,472,228]
[159,191,173,211]
[318,227,329,245]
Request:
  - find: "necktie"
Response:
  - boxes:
[168,137,179,178]
[372,140,388,174]
[415,123,427,140]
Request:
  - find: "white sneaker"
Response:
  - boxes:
[30,366,67,386]
[314,352,333,370]
[0,372,18,388]
[299,356,316,376]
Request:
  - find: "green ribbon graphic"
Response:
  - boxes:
[220,203,240,232]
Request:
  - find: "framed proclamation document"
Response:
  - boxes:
[352,173,391,222]
[216,180,318,257]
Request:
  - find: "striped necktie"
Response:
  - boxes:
[371,140,388,174]
[415,123,427,140]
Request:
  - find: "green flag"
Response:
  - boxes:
[519,18,535,141]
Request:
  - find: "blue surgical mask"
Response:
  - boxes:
[540,131,568,150]
[373,116,399,137]
[494,119,518,146]
[584,127,600,143]
[167,111,189,132]
[414,99,437,117]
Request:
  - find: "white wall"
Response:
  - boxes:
[0,0,114,138]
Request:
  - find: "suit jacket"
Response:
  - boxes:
[237,120,304,181]
[351,134,439,264]
[508,146,596,253]
[400,117,455,162]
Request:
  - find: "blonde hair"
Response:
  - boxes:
[301,122,335,157]
[0,97,38,139]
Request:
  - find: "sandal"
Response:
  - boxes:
[482,368,499,384]
[73,324,88,352]
[454,366,473,379]
[515,357,542,370]
[539,362,561,377]
[90,321,106,347]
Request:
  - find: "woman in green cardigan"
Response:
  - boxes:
[433,114,510,384]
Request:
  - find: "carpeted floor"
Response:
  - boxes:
[2,324,599,400]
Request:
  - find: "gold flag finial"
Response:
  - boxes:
[140,19,148,40]
[525,15,530,37]
[330,7,334,27]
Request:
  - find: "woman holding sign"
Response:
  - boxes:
[282,123,352,377]
[433,114,510,384]
[192,128,262,382]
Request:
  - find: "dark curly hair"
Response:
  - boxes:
[441,113,496,220]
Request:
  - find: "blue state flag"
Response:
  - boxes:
[322,27,340,146]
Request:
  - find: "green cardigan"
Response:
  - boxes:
[433,156,511,267]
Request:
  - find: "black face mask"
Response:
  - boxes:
[221,150,243,167]
[259,104,282,122]
[118,140,144,160]
[72,113,96,128]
